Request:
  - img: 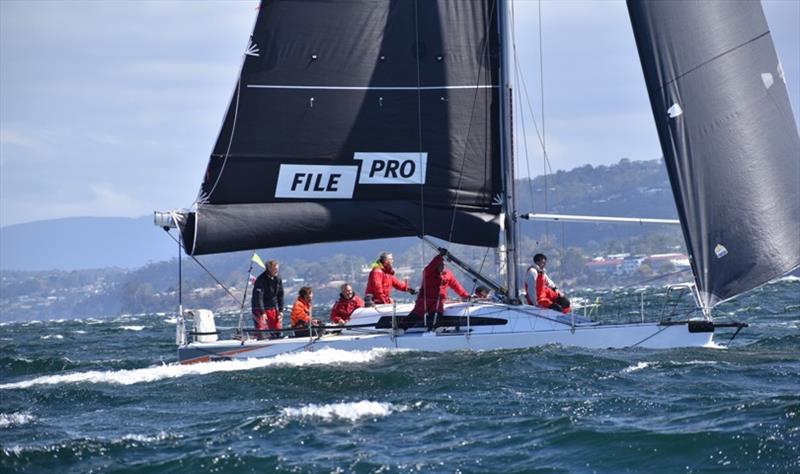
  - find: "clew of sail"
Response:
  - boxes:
[628,0,800,308]
[180,0,504,256]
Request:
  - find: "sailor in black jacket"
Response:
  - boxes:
[251,260,284,337]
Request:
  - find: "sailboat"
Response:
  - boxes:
[155,0,799,364]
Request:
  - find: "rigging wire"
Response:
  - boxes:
[445,0,498,245]
[194,7,261,208]
[237,251,257,335]
[538,0,549,230]
[163,229,241,306]
[198,76,243,206]
[435,0,499,313]
[413,0,426,275]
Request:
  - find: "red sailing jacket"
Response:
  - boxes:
[536,273,570,314]
[411,255,469,315]
[330,295,364,324]
[365,263,409,304]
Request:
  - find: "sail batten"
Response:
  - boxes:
[183,0,503,255]
[246,84,499,90]
[628,0,800,308]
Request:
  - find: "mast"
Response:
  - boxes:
[498,0,518,300]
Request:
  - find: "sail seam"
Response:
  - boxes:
[246,84,498,91]
[649,31,770,95]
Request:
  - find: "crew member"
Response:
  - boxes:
[330,283,364,325]
[408,249,469,329]
[291,286,320,337]
[525,253,571,313]
[251,260,284,339]
[365,252,416,304]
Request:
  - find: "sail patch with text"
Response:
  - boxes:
[275,153,428,199]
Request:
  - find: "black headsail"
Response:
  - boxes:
[628,0,800,308]
[179,0,502,255]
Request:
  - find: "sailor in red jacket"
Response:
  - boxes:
[330,283,364,325]
[527,253,571,314]
[365,252,416,304]
[408,249,469,328]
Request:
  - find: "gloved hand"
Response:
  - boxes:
[408,288,418,295]
[438,247,448,257]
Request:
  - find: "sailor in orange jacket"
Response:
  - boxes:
[408,249,470,328]
[291,287,321,335]
[365,252,416,304]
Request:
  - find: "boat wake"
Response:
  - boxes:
[0,348,394,390]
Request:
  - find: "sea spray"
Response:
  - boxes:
[0,347,393,390]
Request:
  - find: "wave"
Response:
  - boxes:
[673,360,718,366]
[0,347,392,390]
[2,431,182,458]
[773,275,800,283]
[119,326,146,331]
[621,361,653,373]
[0,412,36,428]
[39,335,63,340]
[280,401,404,422]
[116,431,182,443]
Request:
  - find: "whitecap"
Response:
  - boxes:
[163,317,178,324]
[40,334,63,340]
[117,431,180,443]
[120,326,146,331]
[2,445,24,455]
[0,347,392,389]
[670,360,718,366]
[73,330,87,335]
[281,401,402,422]
[0,412,36,428]
[621,361,652,373]
[773,275,800,283]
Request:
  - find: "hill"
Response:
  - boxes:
[0,216,175,271]
[0,216,417,272]
[0,158,679,272]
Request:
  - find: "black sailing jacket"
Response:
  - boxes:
[251,272,284,313]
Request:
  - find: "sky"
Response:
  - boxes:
[1,0,798,228]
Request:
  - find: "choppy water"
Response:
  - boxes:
[1,278,798,473]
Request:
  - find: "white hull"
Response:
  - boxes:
[178,302,715,364]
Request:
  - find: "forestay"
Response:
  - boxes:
[628,0,800,308]
[180,0,504,255]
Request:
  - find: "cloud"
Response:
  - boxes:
[0,128,40,150]
[0,0,797,228]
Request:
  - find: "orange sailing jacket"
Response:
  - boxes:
[290,297,312,327]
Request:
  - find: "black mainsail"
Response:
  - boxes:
[628,0,800,308]
[180,0,503,256]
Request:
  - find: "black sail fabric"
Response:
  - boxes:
[628,0,800,307]
[182,0,502,255]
